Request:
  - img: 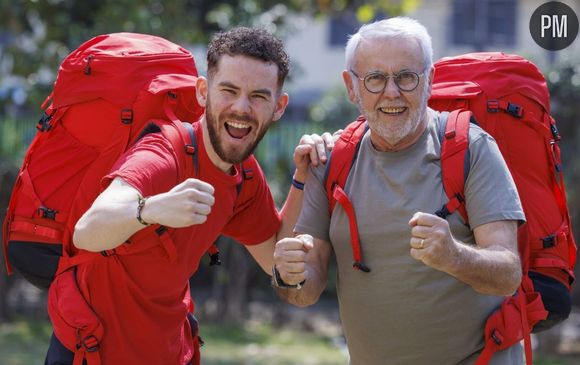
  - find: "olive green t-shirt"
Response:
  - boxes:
[296,110,525,365]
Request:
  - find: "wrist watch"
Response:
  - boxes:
[272,265,305,289]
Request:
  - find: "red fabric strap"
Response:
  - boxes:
[440,110,471,222]
[531,257,568,270]
[10,220,62,241]
[325,116,367,214]
[18,169,43,212]
[332,185,367,270]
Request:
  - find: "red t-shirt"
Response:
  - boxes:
[75,122,281,364]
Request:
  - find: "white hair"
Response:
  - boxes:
[345,17,433,72]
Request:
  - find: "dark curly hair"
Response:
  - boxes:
[207,27,290,89]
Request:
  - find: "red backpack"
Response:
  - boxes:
[2,32,205,289]
[1,33,212,364]
[324,52,576,365]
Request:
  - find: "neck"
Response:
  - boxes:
[201,117,234,173]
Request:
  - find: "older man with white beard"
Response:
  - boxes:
[273,17,525,365]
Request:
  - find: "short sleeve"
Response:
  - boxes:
[294,161,332,242]
[464,126,526,228]
[222,163,281,245]
[102,133,179,197]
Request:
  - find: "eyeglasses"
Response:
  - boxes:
[350,69,423,93]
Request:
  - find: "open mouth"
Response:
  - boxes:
[379,106,407,115]
[225,121,252,139]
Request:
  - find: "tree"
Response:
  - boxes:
[546,61,580,306]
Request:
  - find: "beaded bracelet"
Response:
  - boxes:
[136,196,151,226]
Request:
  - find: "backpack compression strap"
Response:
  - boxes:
[437,109,471,222]
[324,116,370,272]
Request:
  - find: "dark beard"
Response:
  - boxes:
[205,99,272,164]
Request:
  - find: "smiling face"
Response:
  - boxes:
[343,37,433,151]
[196,54,288,165]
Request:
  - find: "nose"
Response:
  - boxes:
[230,95,252,114]
[382,76,400,98]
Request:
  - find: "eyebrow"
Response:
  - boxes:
[218,81,272,97]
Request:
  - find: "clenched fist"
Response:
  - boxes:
[273,234,314,286]
[141,178,215,228]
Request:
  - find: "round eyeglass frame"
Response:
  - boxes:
[349,69,423,93]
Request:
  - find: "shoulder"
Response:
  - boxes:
[467,121,495,146]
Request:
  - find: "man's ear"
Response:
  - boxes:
[272,92,289,122]
[195,76,208,107]
[342,70,358,104]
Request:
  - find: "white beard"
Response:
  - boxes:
[358,83,430,147]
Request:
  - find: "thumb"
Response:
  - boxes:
[296,234,314,251]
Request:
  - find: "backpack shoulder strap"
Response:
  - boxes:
[437,109,471,222]
[323,116,370,272]
[158,120,198,182]
[324,115,368,214]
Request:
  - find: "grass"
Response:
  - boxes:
[0,319,347,365]
[201,321,347,365]
[0,319,53,365]
[0,318,578,365]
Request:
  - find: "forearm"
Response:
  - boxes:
[449,242,521,296]
[276,169,306,241]
[74,195,145,252]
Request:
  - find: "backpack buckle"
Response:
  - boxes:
[209,252,221,266]
[37,112,54,132]
[506,103,523,118]
[38,206,58,220]
[487,100,500,113]
[550,124,561,141]
[541,230,567,249]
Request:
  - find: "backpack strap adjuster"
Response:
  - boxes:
[490,329,504,346]
[184,145,196,155]
[243,168,254,180]
[487,100,500,113]
[120,109,133,124]
[100,249,116,257]
[79,334,100,352]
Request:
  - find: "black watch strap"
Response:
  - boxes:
[272,265,305,289]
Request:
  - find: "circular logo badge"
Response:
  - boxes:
[530,1,579,50]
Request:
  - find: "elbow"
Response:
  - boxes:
[502,254,523,295]
[476,267,522,297]
[504,269,522,296]
[294,292,322,308]
[73,221,99,252]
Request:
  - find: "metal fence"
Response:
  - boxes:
[0,116,333,201]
